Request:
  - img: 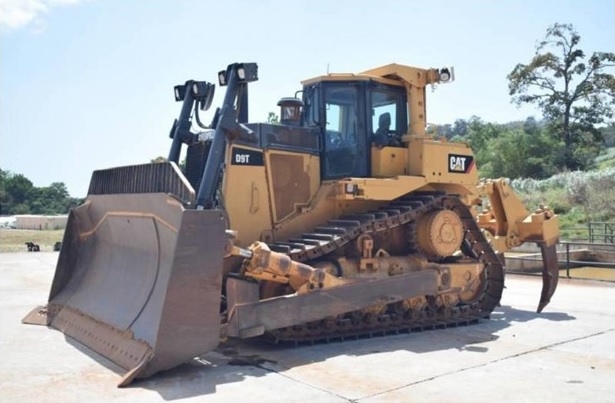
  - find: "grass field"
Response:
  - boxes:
[0,229,65,252]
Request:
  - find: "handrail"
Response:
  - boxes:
[506,240,615,279]
[588,222,614,244]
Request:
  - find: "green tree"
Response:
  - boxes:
[30,182,71,214]
[522,116,540,135]
[466,116,502,151]
[267,112,279,124]
[452,119,469,138]
[5,174,34,211]
[464,116,504,173]
[484,128,556,179]
[0,169,8,215]
[602,122,615,147]
[0,169,80,215]
[508,23,615,171]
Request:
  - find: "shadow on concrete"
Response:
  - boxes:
[494,305,576,323]
[125,305,577,400]
[13,251,583,400]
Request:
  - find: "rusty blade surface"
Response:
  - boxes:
[24,191,226,386]
[537,241,560,313]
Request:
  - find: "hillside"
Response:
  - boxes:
[511,166,615,240]
[595,147,615,170]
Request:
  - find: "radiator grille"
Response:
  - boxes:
[185,141,211,194]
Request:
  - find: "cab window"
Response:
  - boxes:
[371,88,407,147]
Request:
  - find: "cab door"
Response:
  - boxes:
[321,82,368,179]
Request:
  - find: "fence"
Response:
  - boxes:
[565,222,614,244]
[559,241,614,277]
[588,222,614,244]
[506,241,615,281]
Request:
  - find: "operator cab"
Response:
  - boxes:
[235,74,409,180]
[234,74,410,181]
[301,76,408,180]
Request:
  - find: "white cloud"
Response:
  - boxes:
[0,0,82,31]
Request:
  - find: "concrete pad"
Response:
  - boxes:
[1,252,614,402]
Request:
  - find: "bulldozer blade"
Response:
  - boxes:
[22,168,226,385]
[537,242,559,313]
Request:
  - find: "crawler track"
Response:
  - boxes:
[265,192,505,343]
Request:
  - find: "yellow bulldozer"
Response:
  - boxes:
[23,62,560,386]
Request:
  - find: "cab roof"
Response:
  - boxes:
[300,71,404,87]
[300,63,443,88]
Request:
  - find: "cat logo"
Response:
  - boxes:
[448,154,474,174]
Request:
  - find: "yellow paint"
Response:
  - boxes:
[371,147,408,177]
[222,146,272,247]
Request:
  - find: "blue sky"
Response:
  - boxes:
[1,0,614,197]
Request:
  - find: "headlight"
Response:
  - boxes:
[345,183,358,194]
[439,68,451,82]
[173,85,185,101]
[234,63,258,83]
[438,67,454,83]
[218,71,227,86]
